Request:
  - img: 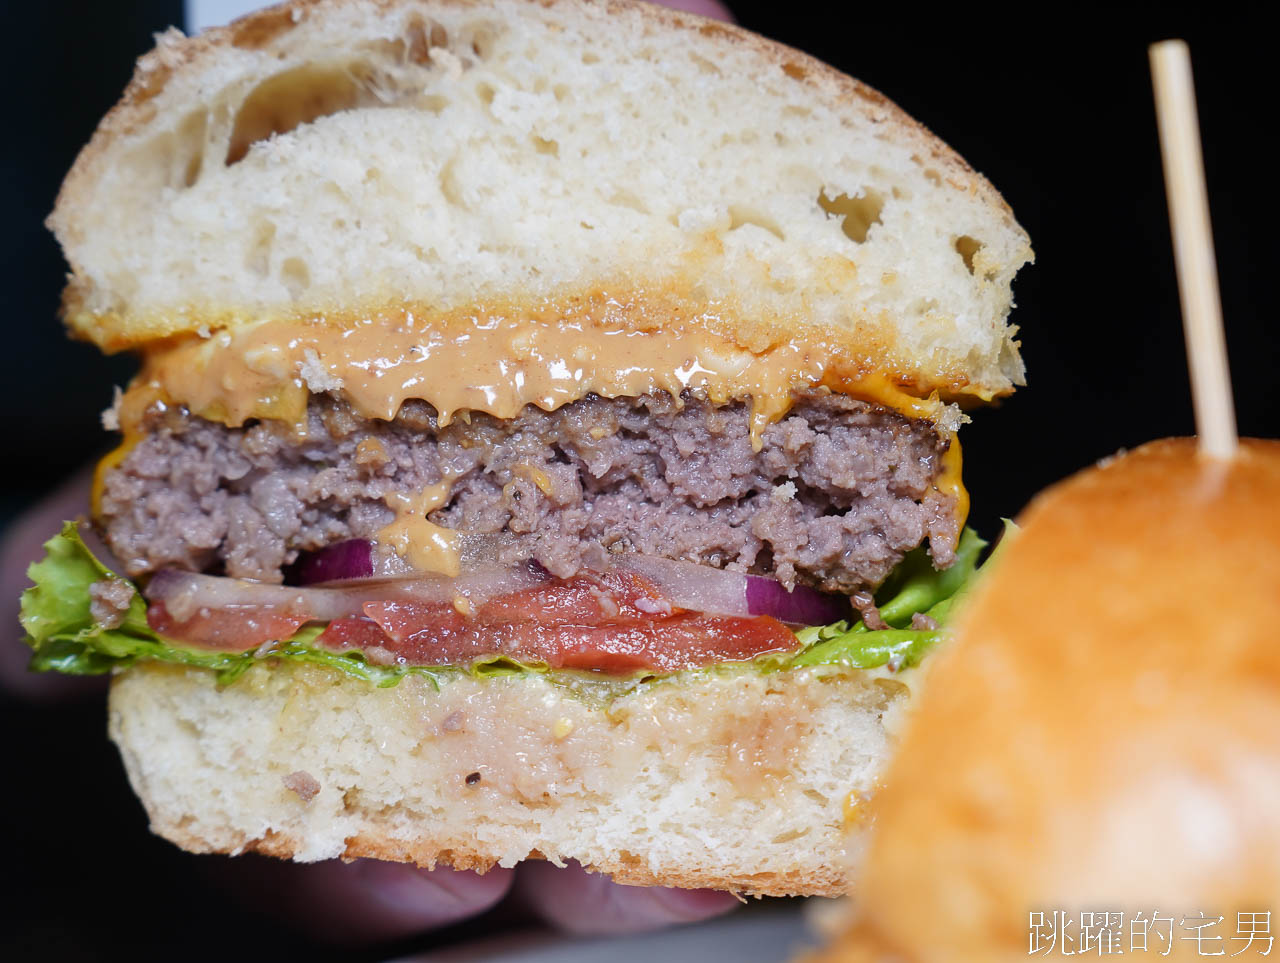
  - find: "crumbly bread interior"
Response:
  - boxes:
[53,0,1031,396]
[108,660,915,895]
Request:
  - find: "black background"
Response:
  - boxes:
[1,2,1275,960]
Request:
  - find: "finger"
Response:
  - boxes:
[201,855,515,945]
[656,0,735,22]
[511,860,740,936]
[1,468,106,701]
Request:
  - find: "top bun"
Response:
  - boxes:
[50,0,1031,399]
[817,437,1280,962]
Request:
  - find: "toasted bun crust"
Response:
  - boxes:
[108,659,919,896]
[51,0,1031,398]
[815,438,1280,961]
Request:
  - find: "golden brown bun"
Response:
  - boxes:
[819,437,1280,962]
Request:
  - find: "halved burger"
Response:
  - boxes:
[21,0,1031,895]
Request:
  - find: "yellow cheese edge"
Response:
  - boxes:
[91,430,142,518]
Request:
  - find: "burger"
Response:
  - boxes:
[812,437,1280,956]
[21,0,1031,895]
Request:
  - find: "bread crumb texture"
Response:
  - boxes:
[52,0,1031,396]
[107,661,912,895]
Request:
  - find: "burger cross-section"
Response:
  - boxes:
[22,0,1031,895]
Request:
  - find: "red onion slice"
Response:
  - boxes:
[615,555,747,615]
[150,546,846,630]
[615,555,848,624]
[289,539,374,584]
[146,563,551,624]
[744,575,849,625]
[290,535,517,586]
[146,569,356,623]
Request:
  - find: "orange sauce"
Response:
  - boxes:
[99,310,967,568]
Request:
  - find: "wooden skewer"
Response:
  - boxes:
[1149,40,1237,459]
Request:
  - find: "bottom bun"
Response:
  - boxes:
[108,660,912,896]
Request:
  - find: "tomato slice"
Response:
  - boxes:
[360,599,797,674]
[316,616,397,650]
[511,614,797,673]
[147,601,308,651]
[151,570,800,673]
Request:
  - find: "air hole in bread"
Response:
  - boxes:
[403,16,448,65]
[281,256,310,299]
[582,51,600,65]
[728,205,785,240]
[476,82,496,107]
[464,22,497,59]
[909,154,944,186]
[182,151,203,188]
[175,110,208,188]
[911,297,940,318]
[771,827,811,843]
[245,221,275,278]
[125,109,206,191]
[818,188,883,243]
[410,242,439,264]
[439,157,467,209]
[532,135,559,157]
[954,235,983,275]
[607,189,649,215]
[226,64,374,165]
[690,52,721,75]
[401,21,429,64]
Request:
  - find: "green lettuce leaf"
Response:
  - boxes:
[20,521,1012,687]
[788,521,1015,671]
[20,523,443,688]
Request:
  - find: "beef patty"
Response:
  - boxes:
[97,390,959,593]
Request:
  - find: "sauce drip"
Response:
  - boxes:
[121,310,951,451]
[380,476,461,576]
